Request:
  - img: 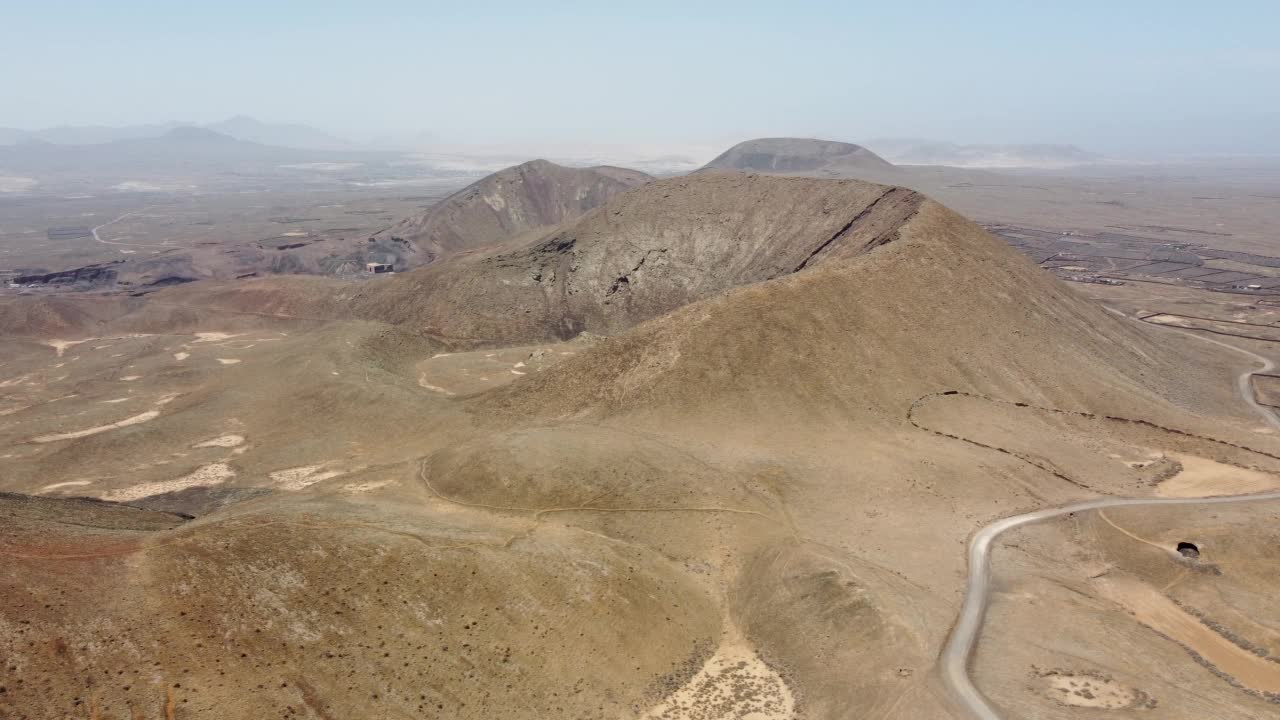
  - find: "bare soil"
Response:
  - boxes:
[3,171,1279,719]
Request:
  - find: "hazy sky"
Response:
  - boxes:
[4,1,1279,155]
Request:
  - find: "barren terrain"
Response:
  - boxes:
[2,153,1280,720]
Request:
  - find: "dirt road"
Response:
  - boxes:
[938,490,1280,719]
[941,308,1280,718]
[91,208,173,251]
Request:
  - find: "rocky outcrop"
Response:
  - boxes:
[340,173,925,345]
[13,261,122,286]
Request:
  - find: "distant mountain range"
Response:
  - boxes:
[0,126,372,169]
[0,125,442,196]
[863,138,1105,168]
[0,116,356,151]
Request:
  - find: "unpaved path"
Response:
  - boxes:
[90,208,173,250]
[941,308,1280,719]
[1096,575,1280,694]
[31,410,160,443]
[939,490,1280,719]
[1109,305,1280,432]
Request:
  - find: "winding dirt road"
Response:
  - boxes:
[1117,305,1280,433]
[91,209,143,248]
[91,208,174,251]
[940,307,1280,719]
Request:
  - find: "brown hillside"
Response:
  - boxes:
[372,158,652,266]
[337,173,926,344]
[3,171,1279,720]
[476,198,1245,433]
[426,184,1275,717]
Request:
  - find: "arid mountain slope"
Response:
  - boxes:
[370,159,652,267]
[477,197,1246,431]
[439,186,1275,717]
[702,137,897,175]
[340,172,925,343]
[153,173,926,345]
[6,171,1279,720]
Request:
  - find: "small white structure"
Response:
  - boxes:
[365,262,393,274]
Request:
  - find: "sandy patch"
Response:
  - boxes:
[32,410,160,443]
[174,352,189,361]
[193,332,242,343]
[217,358,241,365]
[44,339,89,357]
[416,374,455,395]
[120,375,141,381]
[100,398,130,404]
[101,463,235,502]
[194,434,246,449]
[1038,671,1153,709]
[641,624,794,720]
[0,175,38,193]
[1156,453,1280,497]
[39,480,93,493]
[341,479,396,494]
[0,405,30,416]
[270,464,345,491]
[112,180,166,192]
[1096,575,1280,693]
[412,342,587,397]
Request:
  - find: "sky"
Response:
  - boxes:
[2,0,1279,156]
